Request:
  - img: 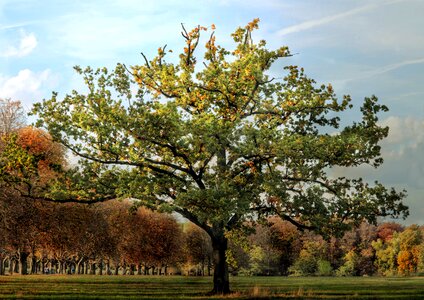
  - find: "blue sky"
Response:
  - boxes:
[0,0,423,224]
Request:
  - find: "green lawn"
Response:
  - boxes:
[0,275,423,299]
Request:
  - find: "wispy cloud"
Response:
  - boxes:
[334,58,424,86]
[0,30,37,57]
[366,58,424,77]
[277,0,404,36]
[0,22,34,31]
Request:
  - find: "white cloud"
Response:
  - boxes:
[0,30,37,57]
[0,69,52,109]
[379,116,424,155]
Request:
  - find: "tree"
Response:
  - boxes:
[0,98,25,135]
[268,217,302,275]
[377,222,404,242]
[0,126,66,275]
[289,234,328,276]
[337,222,377,275]
[396,225,422,274]
[30,20,407,293]
[184,223,213,276]
[372,233,400,275]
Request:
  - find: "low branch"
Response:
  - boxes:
[21,194,117,204]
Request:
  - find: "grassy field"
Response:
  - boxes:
[0,275,424,299]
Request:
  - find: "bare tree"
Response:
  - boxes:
[0,98,26,134]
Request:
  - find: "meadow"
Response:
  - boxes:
[0,275,423,299]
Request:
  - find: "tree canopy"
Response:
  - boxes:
[22,19,408,293]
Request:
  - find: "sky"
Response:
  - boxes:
[0,0,423,224]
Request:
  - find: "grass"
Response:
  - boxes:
[0,275,424,299]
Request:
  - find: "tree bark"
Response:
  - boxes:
[30,255,37,274]
[9,258,14,275]
[0,255,3,276]
[19,252,29,275]
[211,234,230,294]
[77,258,84,274]
[106,261,112,275]
[90,262,96,275]
[99,259,103,275]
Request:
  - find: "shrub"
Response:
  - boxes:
[316,259,333,276]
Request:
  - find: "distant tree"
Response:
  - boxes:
[289,235,328,276]
[337,222,377,275]
[268,217,302,275]
[336,249,360,276]
[372,234,400,275]
[396,225,422,274]
[0,126,65,275]
[245,222,280,275]
[26,20,407,293]
[185,223,213,276]
[0,98,25,135]
[377,222,404,242]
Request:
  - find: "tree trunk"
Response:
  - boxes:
[0,255,3,276]
[1,256,9,275]
[30,255,37,274]
[9,258,15,275]
[211,234,230,294]
[208,256,212,276]
[77,259,83,274]
[106,261,112,275]
[58,260,64,274]
[99,259,103,275]
[90,262,96,275]
[19,252,29,275]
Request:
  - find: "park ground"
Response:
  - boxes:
[0,275,424,299]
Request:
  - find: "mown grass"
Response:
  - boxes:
[0,275,423,299]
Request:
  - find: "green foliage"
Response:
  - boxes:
[289,254,318,276]
[417,243,424,274]
[317,259,333,276]
[30,20,407,239]
[336,250,360,276]
[372,235,400,276]
[289,240,325,276]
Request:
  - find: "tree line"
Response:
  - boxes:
[0,194,186,276]
[1,185,422,277]
[228,219,424,277]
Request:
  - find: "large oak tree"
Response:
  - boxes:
[29,20,407,293]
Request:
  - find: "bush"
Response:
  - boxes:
[316,259,333,276]
[289,256,317,276]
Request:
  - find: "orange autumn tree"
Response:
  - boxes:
[17,126,65,177]
[0,126,65,196]
[0,127,66,275]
